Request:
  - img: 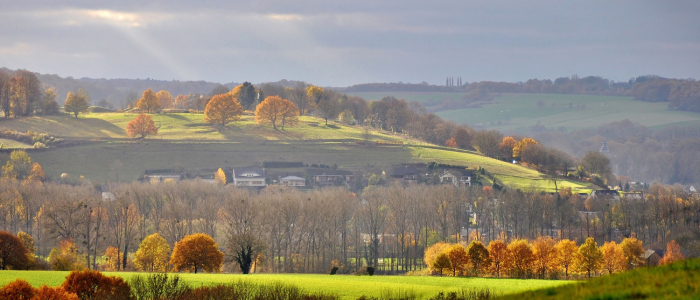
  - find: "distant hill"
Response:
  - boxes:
[340,82,466,93]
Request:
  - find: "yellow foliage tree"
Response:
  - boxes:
[432,252,451,276]
[659,240,685,265]
[487,240,508,278]
[499,136,518,161]
[27,162,45,182]
[48,239,84,271]
[64,89,89,118]
[170,233,224,274]
[203,93,243,127]
[513,137,537,159]
[137,89,160,113]
[576,237,603,278]
[126,113,158,138]
[306,85,323,108]
[134,233,171,272]
[600,241,626,274]
[215,168,226,186]
[532,236,557,279]
[505,239,534,278]
[102,246,123,271]
[620,237,645,270]
[423,242,451,273]
[555,239,578,279]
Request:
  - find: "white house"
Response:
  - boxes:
[232,168,267,187]
[439,169,472,187]
[280,175,306,187]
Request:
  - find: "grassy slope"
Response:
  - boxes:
[0,112,591,192]
[346,92,466,104]
[0,271,571,300]
[496,258,700,300]
[0,138,31,149]
[435,94,700,133]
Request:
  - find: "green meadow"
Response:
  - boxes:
[435,93,700,133]
[0,271,572,300]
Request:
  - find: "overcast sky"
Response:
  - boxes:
[1,1,698,86]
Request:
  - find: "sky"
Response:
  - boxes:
[1,1,699,86]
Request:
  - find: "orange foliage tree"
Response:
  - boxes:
[513,137,537,160]
[137,89,160,113]
[126,113,158,138]
[532,236,557,279]
[170,233,224,274]
[34,285,79,300]
[0,279,36,299]
[27,162,45,181]
[102,246,122,271]
[445,137,457,148]
[555,239,578,279]
[600,241,626,274]
[423,242,451,274]
[0,230,30,270]
[659,240,685,265]
[203,93,243,127]
[446,244,469,276]
[499,136,518,161]
[156,90,174,109]
[487,240,508,278]
[254,96,299,130]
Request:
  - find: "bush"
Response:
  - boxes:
[62,270,134,300]
[129,273,189,300]
[0,279,37,299]
[366,266,375,276]
[329,266,339,275]
[34,285,79,300]
[33,142,47,149]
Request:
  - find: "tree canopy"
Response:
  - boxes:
[126,113,158,138]
[64,89,89,118]
[203,92,243,127]
[254,96,298,130]
[0,231,30,270]
[170,233,223,274]
[134,233,171,272]
[137,89,160,113]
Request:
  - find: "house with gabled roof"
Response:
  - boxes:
[439,169,473,187]
[232,167,267,187]
[280,175,306,187]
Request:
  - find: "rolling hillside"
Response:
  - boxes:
[0,112,592,191]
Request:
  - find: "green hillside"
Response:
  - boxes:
[0,112,592,191]
[496,258,700,300]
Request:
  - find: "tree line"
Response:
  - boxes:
[1,169,698,275]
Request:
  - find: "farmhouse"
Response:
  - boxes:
[232,167,267,187]
[142,169,183,182]
[590,189,620,201]
[439,169,472,187]
[308,169,355,187]
[389,164,420,184]
[280,175,306,187]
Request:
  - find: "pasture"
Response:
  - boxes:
[435,93,700,133]
[0,271,573,300]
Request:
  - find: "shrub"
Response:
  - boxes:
[34,285,79,300]
[129,273,189,300]
[33,142,47,149]
[0,279,36,299]
[175,281,338,300]
[329,266,339,275]
[62,270,134,300]
[366,266,375,276]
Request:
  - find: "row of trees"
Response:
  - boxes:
[0,172,698,275]
[425,237,684,279]
[0,69,60,117]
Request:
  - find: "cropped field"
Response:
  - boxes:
[0,138,31,149]
[496,258,700,300]
[0,271,572,300]
[436,93,700,133]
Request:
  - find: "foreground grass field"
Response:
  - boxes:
[0,271,572,300]
[495,258,700,300]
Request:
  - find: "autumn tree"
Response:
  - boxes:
[0,279,36,299]
[445,244,469,276]
[555,239,578,279]
[254,96,298,130]
[287,83,310,115]
[27,162,45,181]
[17,231,36,255]
[278,99,299,129]
[2,150,32,180]
[451,127,472,150]
[600,241,625,274]
[134,233,171,272]
[506,239,534,278]
[581,151,612,176]
[0,230,30,269]
[499,136,518,161]
[472,130,503,157]
[0,70,9,118]
[62,270,133,300]
[487,240,508,278]
[424,242,451,273]
[620,237,645,270]
[214,168,226,186]
[659,240,685,265]
[102,247,123,271]
[432,252,451,276]
[170,233,224,273]
[137,89,160,113]
[306,85,323,110]
[126,113,158,138]
[513,137,537,160]
[11,70,42,117]
[156,90,174,109]
[576,237,603,278]
[42,87,60,115]
[445,137,457,148]
[532,236,557,279]
[64,89,90,118]
[466,240,490,276]
[203,93,243,127]
[48,239,84,271]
